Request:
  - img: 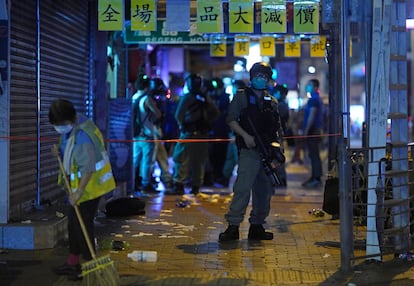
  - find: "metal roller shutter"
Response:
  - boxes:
[38,0,90,203]
[9,0,39,219]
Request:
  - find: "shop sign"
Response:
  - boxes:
[124,20,210,44]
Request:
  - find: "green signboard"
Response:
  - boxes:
[124,20,210,44]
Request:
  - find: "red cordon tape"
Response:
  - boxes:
[0,133,342,143]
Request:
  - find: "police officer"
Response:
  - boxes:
[219,62,283,241]
[171,74,219,195]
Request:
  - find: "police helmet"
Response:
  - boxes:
[185,74,203,93]
[249,62,273,81]
[150,77,167,95]
[135,73,150,90]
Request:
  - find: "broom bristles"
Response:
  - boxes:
[81,255,119,286]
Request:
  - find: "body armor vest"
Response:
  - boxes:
[236,88,281,149]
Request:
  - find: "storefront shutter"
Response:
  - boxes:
[9,0,91,220]
[9,0,38,219]
[38,0,90,203]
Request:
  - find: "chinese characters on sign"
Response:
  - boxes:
[124,20,210,44]
[294,0,320,34]
[121,0,325,58]
[98,0,123,31]
[260,36,275,56]
[284,35,301,57]
[197,0,222,33]
[234,35,250,56]
[229,0,254,33]
[131,0,156,31]
[310,35,326,57]
[261,0,286,33]
[210,35,227,57]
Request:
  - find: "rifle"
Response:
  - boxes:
[246,115,284,186]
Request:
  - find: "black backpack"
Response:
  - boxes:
[105,197,146,217]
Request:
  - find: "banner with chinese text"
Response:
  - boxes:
[229,0,254,33]
[98,0,123,31]
[131,0,156,31]
[284,36,301,57]
[210,35,227,57]
[197,0,222,33]
[260,36,275,56]
[310,35,326,57]
[124,20,210,44]
[261,0,286,33]
[234,35,250,56]
[293,0,319,34]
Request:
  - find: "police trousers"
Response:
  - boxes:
[224,148,274,226]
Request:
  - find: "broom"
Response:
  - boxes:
[52,145,120,286]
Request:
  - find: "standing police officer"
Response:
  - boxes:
[219,62,283,241]
[171,74,219,195]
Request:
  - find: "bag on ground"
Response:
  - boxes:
[105,197,146,217]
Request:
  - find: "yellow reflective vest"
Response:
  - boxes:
[58,119,116,204]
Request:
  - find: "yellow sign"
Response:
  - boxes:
[131,0,156,31]
[229,0,254,33]
[262,0,286,33]
[234,35,250,56]
[98,0,123,31]
[284,36,301,57]
[197,0,222,33]
[210,35,227,57]
[260,36,275,56]
[310,36,326,57]
[294,1,319,34]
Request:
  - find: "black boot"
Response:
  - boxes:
[170,182,184,195]
[248,224,273,240]
[219,225,239,242]
[190,186,199,195]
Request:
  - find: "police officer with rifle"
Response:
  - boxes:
[219,62,285,242]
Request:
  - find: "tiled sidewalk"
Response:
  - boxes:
[2,163,414,285]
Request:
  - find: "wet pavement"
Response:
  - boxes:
[1,162,414,285]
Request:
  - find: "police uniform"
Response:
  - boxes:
[219,61,283,242]
[224,87,281,226]
[172,90,219,194]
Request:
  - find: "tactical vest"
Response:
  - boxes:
[182,93,211,133]
[236,88,281,149]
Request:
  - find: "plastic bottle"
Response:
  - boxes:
[127,250,158,262]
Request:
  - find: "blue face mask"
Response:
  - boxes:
[306,85,313,93]
[54,124,73,134]
[251,77,268,90]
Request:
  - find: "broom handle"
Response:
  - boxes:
[53,145,97,260]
